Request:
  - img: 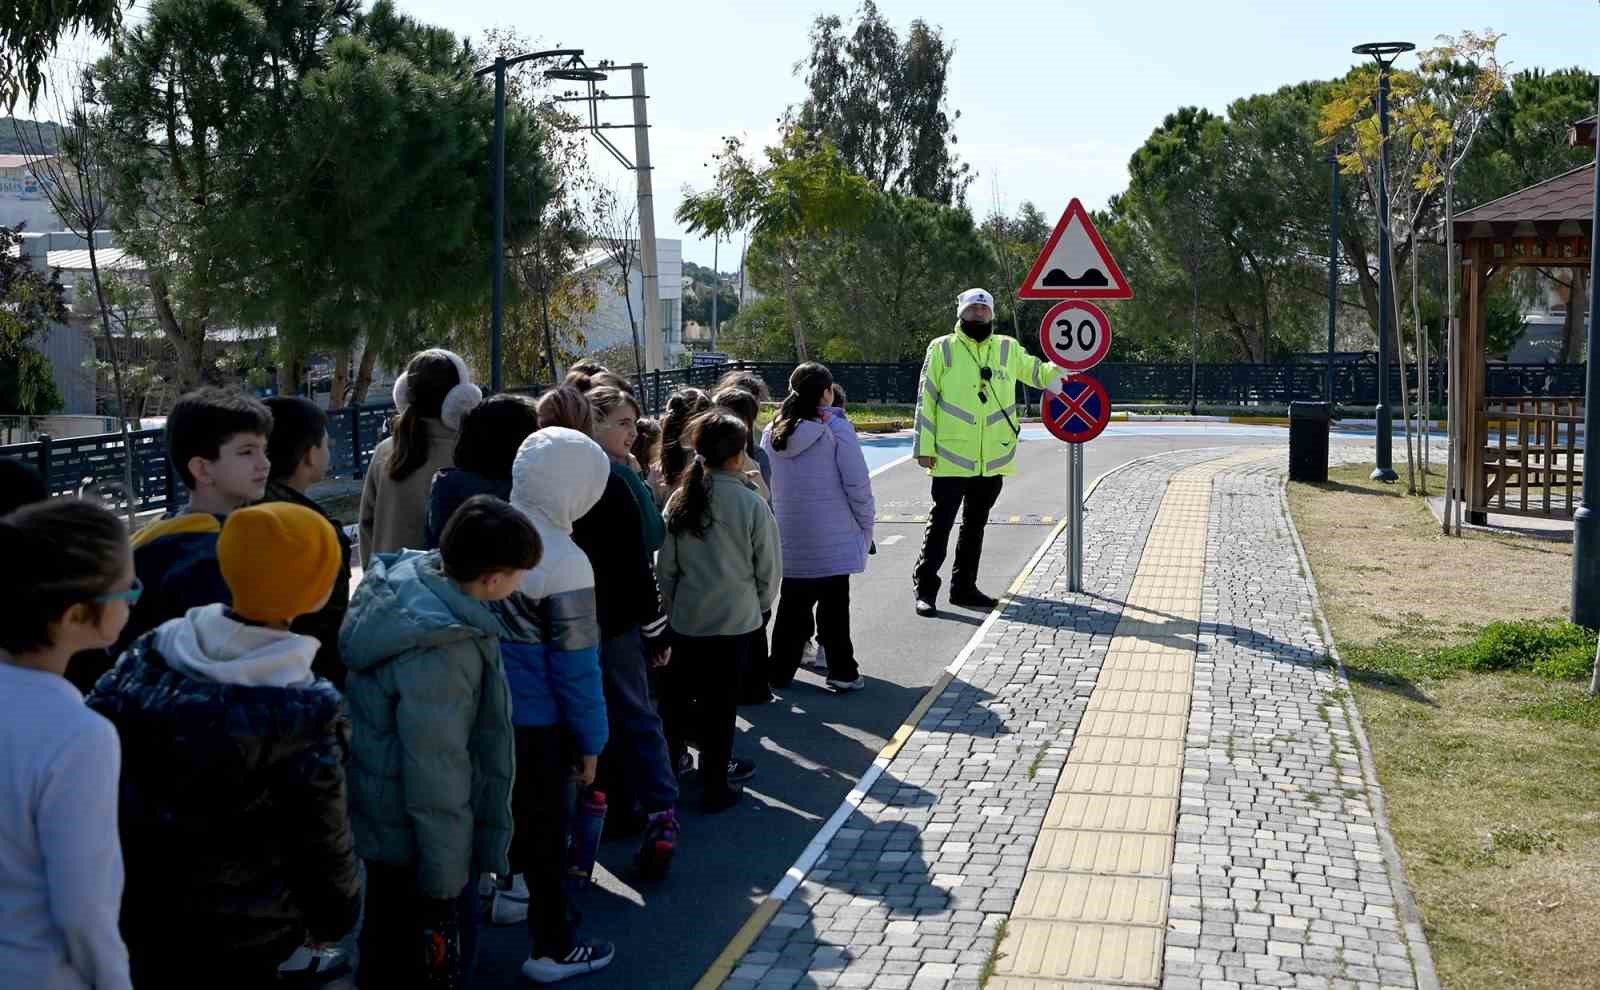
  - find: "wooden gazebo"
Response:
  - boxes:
[1452,160,1590,524]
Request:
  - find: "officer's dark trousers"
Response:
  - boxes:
[912,475,1004,601]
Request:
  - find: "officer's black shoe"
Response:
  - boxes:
[914,597,937,617]
[948,588,999,610]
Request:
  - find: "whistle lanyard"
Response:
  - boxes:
[958,337,1019,438]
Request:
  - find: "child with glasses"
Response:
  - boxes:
[0,498,137,990]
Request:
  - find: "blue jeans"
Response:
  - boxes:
[600,628,679,812]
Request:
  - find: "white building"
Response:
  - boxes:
[0,154,62,232]
[573,238,684,367]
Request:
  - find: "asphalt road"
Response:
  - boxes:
[463,425,1286,989]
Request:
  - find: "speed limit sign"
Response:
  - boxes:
[1038,300,1112,371]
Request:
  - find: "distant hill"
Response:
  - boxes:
[0,117,64,155]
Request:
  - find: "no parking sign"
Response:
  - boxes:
[1042,376,1111,444]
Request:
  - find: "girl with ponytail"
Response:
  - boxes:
[657,412,781,812]
[768,362,833,452]
[1,499,135,988]
[654,387,712,506]
[761,361,875,692]
[359,349,482,568]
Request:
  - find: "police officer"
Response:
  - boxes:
[912,288,1067,616]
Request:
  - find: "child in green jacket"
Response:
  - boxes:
[658,411,782,812]
[341,496,542,989]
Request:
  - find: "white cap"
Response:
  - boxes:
[956,288,994,318]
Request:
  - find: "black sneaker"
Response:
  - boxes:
[728,757,756,783]
[948,588,999,609]
[521,942,616,983]
[914,597,937,617]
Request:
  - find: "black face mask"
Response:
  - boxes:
[959,319,993,341]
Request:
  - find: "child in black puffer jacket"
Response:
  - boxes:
[88,503,360,987]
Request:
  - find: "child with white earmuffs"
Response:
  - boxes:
[359,349,483,569]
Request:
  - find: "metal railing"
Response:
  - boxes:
[4,360,1585,515]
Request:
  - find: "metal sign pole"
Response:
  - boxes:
[1069,442,1083,592]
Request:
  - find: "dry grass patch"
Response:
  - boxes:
[1288,464,1600,990]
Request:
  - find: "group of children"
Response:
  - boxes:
[0,346,877,990]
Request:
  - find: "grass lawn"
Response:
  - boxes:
[1287,464,1600,990]
[755,403,914,434]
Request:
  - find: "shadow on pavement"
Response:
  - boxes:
[739,775,969,987]
[467,673,985,989]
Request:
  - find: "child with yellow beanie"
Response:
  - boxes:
[87,502,361,987]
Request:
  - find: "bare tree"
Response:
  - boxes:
[14,70,136,523]
[592,187,644,381]
[1406,32,1508,534]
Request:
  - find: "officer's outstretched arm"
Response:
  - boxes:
[1011,345,1066,392]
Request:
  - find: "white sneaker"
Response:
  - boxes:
[826,676,866,692]
[278,942,350,981]
[489,888,529,925]
[522,943,616,983]
[800,641,829,674]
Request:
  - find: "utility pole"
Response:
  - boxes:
[629,64,663,371]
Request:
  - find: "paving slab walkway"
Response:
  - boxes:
[716,444,1434,990]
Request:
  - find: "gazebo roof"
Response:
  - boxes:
[1452,161,1594,241]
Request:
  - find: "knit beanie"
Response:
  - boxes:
[218,502,341,623]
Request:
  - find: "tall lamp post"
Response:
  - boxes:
[1573,78,1600,630]
[1354,41,1413,482]
[475,49,584,393]
[1327,146,1341,405]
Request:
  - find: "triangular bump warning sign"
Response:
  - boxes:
[1018,198,1132,300]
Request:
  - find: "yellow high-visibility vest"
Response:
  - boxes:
[913,327,1062,478]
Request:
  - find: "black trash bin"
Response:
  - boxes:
[1289,401,1330,483]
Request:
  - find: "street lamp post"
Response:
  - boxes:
[1573,77,1600,630]
[474,49,584,393]
[1327,148,1341,406]
[1354,41,1413,482]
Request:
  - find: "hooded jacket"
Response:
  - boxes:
[339,550,516,899]
[763,410,876,579]
[505,428,610,755]
[113,512,230,655]
[259,480,353,687]
[424,468,512,550]
[85,609,360,974]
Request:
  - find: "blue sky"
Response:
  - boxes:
[57,1,1600,267]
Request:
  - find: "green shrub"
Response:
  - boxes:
[1445,621,1597,678]
[1349,621,1597,683]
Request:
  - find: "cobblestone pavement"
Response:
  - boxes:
[717,444,1433,990]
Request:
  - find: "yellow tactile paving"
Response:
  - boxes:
[1041,793,1178,833]
[1027,829,1175,876]
[993,919,1165,984]
[1012,873,1167,925]
[992,456,1261,988]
